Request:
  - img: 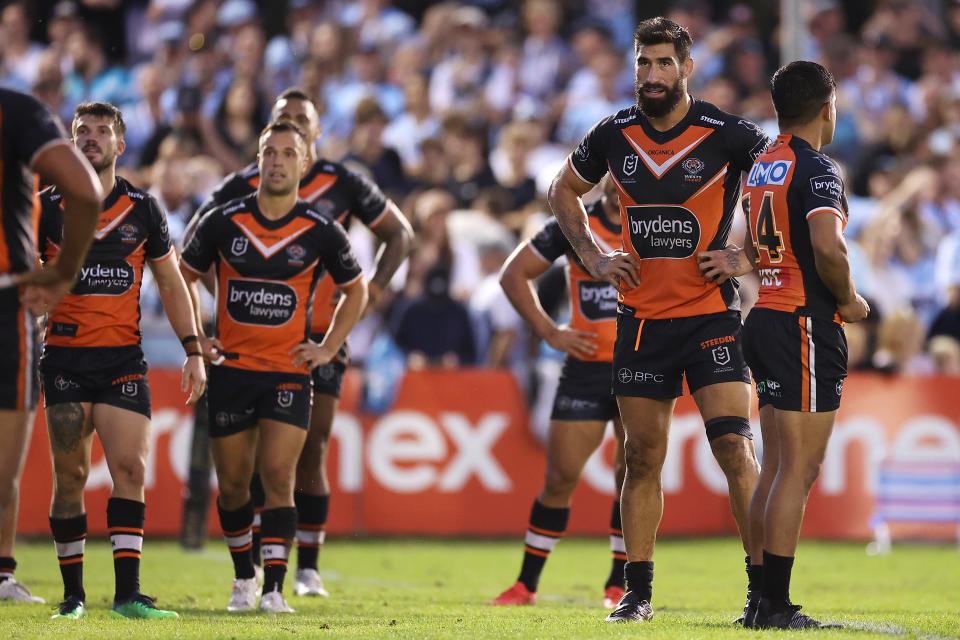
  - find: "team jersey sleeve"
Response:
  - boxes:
[568,119,609,185]
[342,167,389,226]
[798,155,847,222]
[528,218,570,264]
[9,92,68,167]
[319,219,364,286]
[180,210,218,274]
[144,196,175,260]
[728,116,771,173]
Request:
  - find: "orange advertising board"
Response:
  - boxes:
[16,370,960,541]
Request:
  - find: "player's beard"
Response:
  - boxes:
[636,77,685,119]
[85,146,117,174]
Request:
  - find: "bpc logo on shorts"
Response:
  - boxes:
[54,374,72,391]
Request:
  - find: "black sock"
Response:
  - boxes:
[606,500,626,589]
[107,498,145,603]
[50,514,87,601]
[0,556,15,584]
[250,474,265,567]
[624,561,654,602]
[761,550,794,604]
[294,490,329,571]
[517,500,569,593]
[218,500,255,580]
[746,555,762,595]
[261,507,297,594]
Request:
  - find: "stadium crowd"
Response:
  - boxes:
[4,0,960,394]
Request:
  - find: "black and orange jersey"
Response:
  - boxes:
[0,88,68,277]
[744,134,848,321]
[568,100,770,320]
[38,177,174,347]
[181,194,363,374]
[195,159,388,334]
[529,200,620,362]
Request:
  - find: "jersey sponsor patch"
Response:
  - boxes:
[578,281,619,320]
[226,279,298,326]
[625,205,701,259]
[809,175,843,200]
[746,160,792,187]
[72,261,135,295]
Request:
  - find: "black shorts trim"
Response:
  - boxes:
[39,345,151,418]
[743,308,847,413]
[207,366,312,437]
[613,311,750,398]
[550,357,618,422]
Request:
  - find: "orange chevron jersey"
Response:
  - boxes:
[744,134,848,321]
[568,101,770,319]
[38,177,174,347]
[181,194,362,374]
[195,159,388,334]
[0,88,68,278]
[528,200,621,362]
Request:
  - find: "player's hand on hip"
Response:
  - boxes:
[589,250,639,295]
[546,324,597,360]
[181,355,207,405]
[290,340,335,370]
[200,336,224,364]
[697,248,746,284]
[18,267,75,315]
[838,293,870,323]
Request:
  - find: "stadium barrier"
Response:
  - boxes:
[17,369,960,541]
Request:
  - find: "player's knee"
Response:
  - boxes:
[0,477,19,507]
[299,432,329,466]
[111,454,147,491]
[543,464,579,498]
[710,434,756,477]
[260,462,296,498]
[216,474,251,503]
[53,463,88,496]
[623,437,665,480]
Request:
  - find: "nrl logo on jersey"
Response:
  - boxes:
[623,154,638,176]
[231,237,249,256]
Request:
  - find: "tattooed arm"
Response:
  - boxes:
[547,163,639,294]
[697,229,757,284]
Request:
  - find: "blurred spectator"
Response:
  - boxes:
[338,0,416,52]
[393,264,477,369]
[326,43,404,138]
[344,98,409,197]
[383,72,440,173]
[442,114,497,208]
[408,189,481,301]
[516,0,571,102]
[469,239,527,377]
[556,47,632,144]
[490,121,538,210]
[428,6,492,114]
[62,23,132,121]
[0,1,45,90]
[201,77,267,173]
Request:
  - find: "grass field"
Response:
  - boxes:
[1,537,958,639]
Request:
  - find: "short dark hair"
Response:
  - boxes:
[275,87,315,108]
[73,102,126,138]
[259,120,308,148]
[634,17,692,62]
[770,61,836,128]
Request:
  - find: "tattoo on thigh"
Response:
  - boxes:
[48,403,88,453]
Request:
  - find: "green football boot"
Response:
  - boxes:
[110,593,179,619]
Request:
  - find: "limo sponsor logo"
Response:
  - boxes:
[626,205,700,259]
[226,279,297,326]
[746,160,792,187]
[810,174,843,200]
[73,261,134,295]
[578,281,618,320]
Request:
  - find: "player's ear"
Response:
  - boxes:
[682,56,694,80]
[116,137,126,157]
